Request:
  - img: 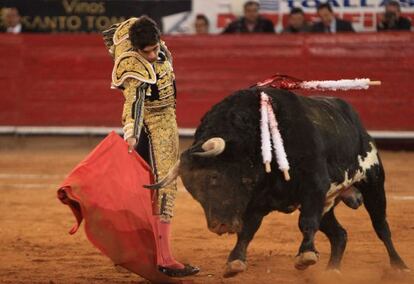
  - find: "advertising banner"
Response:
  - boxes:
[0,0,191,33]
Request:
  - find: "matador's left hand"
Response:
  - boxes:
[126,137,137,153]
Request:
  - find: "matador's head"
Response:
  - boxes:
[129,16,161,63]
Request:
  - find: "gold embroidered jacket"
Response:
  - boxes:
[103,18,176,140]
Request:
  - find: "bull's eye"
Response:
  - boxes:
[241,177,253,185]
[209,175,218,186]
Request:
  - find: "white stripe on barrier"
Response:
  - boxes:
[1,184,56,189]
[0,126,196,137]
[390,196,414,201]
[0,126,414,139]
[0,182,186,191]
[0,173,64,179]
[368,131,414,139]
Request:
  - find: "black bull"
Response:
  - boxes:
[148,87,409,277]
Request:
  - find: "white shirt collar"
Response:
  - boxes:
[330,19,336,33]
[7,24,22,34]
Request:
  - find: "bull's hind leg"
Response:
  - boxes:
[295,177,328,270]
[224,212,265,278]
[319,209,347,271]
[355,165,409,272]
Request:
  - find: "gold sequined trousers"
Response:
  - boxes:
[143,105,179,223]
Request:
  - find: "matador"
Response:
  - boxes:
[102,16,199,277]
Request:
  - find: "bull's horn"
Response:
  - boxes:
[192,137,226,157]
[144,159,180,190]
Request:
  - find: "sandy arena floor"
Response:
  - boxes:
[0,136,413,284]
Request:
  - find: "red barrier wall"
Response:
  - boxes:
[0,33,413,130]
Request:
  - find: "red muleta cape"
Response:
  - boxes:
[57,131,173,283]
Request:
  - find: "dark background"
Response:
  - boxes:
[0,0,191,32]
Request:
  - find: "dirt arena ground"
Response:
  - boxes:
[0,135,413,284]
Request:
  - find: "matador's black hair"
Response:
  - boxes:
[129,15,161,50]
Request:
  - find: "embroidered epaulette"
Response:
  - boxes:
[102,23,119,56]
[160,40,174,64]
[111,51,156,88]
[113,17,138,45]
[102,18,138,58]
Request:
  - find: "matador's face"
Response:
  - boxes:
[138,43,160,63]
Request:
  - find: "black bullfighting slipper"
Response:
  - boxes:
[158,264,200,277]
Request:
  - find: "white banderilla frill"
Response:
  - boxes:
[260,92,290,181]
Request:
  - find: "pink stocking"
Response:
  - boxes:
[154,217,184,269]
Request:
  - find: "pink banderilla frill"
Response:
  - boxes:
[260,92,290,181]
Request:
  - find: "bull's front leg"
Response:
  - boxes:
[295,180,327,270]
[224,212,265,278]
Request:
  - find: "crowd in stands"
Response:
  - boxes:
[216,0,411,35]
[377,0,411,31]
[222,1,275,34]
[1,1,412,35]
[194,14,209,35]
[0,7,24,33]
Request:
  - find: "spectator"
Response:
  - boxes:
[222,1,275,34]
[194,14,209,34]
[377,0,411,31]
[311,3,354,33]
[1,7,24,34]
[282,7,310,33]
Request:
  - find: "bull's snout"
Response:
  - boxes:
[208,219,242,235]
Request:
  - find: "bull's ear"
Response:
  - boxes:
[191,137,226,157]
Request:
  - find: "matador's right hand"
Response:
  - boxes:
[126,137,137,153]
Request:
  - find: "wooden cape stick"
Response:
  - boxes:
[369,81,381,85]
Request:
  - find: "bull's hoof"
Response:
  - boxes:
[323,268,342,278]
[382,267,411,282]
[314,268,342,283]
[395,267,411,273]
[326,268,341,274]
[391,260,411,273]
[294,251,319,270]
[223,260,247,278]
